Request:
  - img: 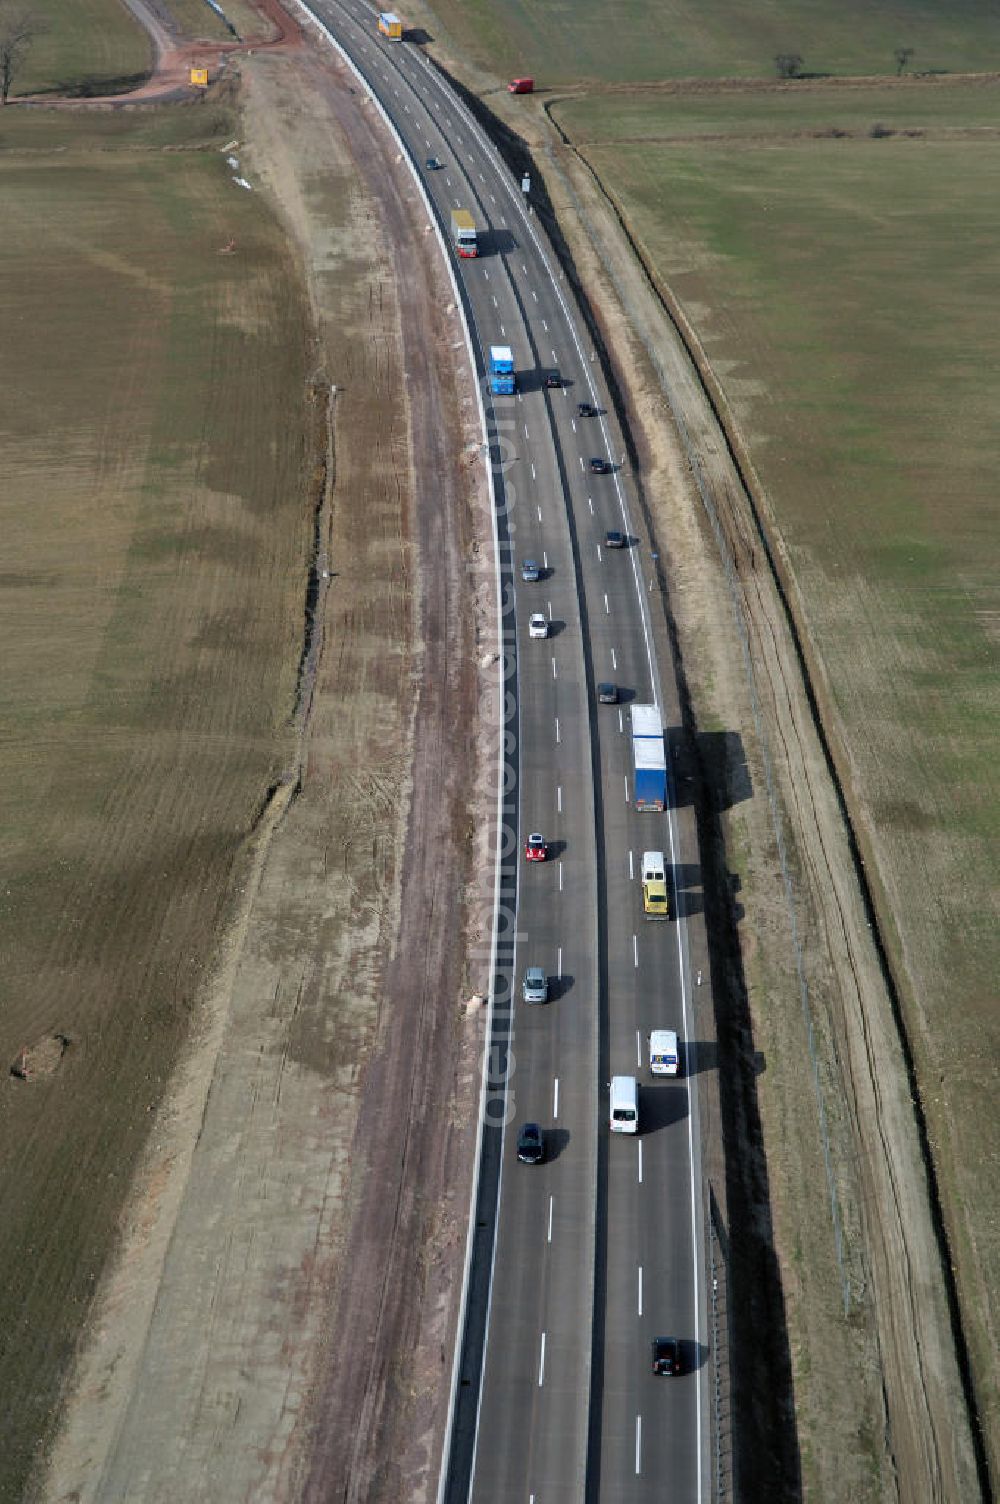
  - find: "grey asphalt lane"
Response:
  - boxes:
[296,4,708,1498]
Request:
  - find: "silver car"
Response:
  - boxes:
[522,966,548,1004]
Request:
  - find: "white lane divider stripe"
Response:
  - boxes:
[638,1265,643,1316]
[547,1196,554,1243]
[555,716,560,744]
[638,1139,643,1183]
[633,934,639,967]
[636,1029,642,1069]
[553,1077,559,1118]
[635,1415,642,1474]
[628,849,634,880]
[538,1332,546,1387]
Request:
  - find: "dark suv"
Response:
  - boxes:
[517,1123,545,1164]
[651,1337,681,1375]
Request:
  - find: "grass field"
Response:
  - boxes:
[0,98,314,1496]
[415,0,1000,86]
[13,0,152,97]
[551,82,1000,1468]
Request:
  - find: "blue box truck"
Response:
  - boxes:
[631,703,666,812]
[489,345,515,395]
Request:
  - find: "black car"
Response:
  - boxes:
[577,402,595,418]
[604,529,625,549]
[544,371,561,389]
[426,156,442,170]
[590,456,609,474]
[517,1122,545,1164]
[597,682,618,704]
[651,1337,681,1376]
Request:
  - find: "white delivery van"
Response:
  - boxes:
[649,1028,680,1077]
[610,1074,639,1133]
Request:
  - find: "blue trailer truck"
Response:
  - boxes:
[631,703,666,811]
[489,345,515,395]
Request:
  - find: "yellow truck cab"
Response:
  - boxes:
[377,11,403,38]
[641,850,668,919]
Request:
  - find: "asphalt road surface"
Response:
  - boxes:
[295,4,710,1496]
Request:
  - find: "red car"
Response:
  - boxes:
[525,832,548,862]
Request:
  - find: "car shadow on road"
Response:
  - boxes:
[545,1127,571,1162]
[679,1339,710,1374]
[639,1082,688,1135]
[670,862,704,921]
[542,838,566,860]
[546,618,567,637]
[548,972,574,1001]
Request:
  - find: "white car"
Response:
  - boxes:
[528,612,548,639]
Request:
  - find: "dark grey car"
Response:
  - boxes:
[517,1123,545,1164]
[597,682,618,704]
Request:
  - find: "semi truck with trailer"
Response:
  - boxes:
[450,208,478,258]
[377,11,402,38]
[631,703,667,812]
[489,345,515,395]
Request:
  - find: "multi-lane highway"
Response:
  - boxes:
[292,3,710,1495]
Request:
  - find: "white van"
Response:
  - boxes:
[610,1074,639,1133]
[649,1029,680,1077]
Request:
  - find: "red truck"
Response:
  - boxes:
[508,77,534,94]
